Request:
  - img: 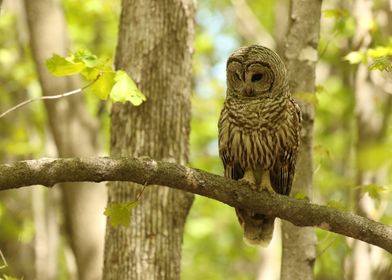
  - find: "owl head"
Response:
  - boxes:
[226,45,288,99]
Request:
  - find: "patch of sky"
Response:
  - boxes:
[195,7,239,99]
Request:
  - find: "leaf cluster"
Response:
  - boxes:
[46,50,146,105]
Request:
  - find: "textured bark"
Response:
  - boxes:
[24,0,106,279]
[281,0,321,279]
[2,157,392,253]
[102,0,195,279]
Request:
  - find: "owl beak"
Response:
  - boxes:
[244,86,255,96]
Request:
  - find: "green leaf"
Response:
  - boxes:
[110,70,146,105]
[369,57,392,72]
[73,49,100,68]
[367,46,392,58]
[89,71,115,100]
[344,51,366,64]
[104,202,136,227]
[46,54,85,76]
[361,184,387,201]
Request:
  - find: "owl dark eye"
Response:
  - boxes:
[251,73,263,82]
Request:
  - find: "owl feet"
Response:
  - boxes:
[260,172,275,193]
[239,177,258,191]
[260,183,275,194]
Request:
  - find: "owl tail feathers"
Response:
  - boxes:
[236,208,275,247]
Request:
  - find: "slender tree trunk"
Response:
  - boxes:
[24,0,106,279]
[350,3,375,277]
[103,0,195,279]
[281,0,321,279]
[347,0,392,278]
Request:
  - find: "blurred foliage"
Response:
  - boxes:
[0,0,392,279]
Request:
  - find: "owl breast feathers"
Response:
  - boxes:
[218,45,302,246]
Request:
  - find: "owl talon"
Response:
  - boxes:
[261,184,275,193]
[238,178,258,190]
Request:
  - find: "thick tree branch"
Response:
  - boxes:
[1,157,391,253]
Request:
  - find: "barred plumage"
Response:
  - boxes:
[218,45,301,246]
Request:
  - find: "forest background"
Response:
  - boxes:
[0,0,392,279]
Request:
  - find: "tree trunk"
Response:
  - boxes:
[24,0,106,279]
[103,0,195,279]
[347,0,392,278]
[281,0,321,279]
[350,3,375,277]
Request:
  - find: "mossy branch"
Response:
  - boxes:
[1,157,391,252]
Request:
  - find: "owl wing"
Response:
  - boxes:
[270,150,296,195]
[218,107,244,180]
[221,151,244,180]
[270,100,302,195]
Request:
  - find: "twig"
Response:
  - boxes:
[127,183,147,207]
[0,73,102,119]
[0,248,7,269]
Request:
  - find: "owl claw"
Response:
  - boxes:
[261,184,275,193]
[238,178,258,190]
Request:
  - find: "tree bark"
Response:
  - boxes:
[24,0,106,279]
[281,0,321,279]
[102,0,195,279]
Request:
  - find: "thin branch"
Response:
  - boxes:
[0,73,102,119]
[0,157,392,253]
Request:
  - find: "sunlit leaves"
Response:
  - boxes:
[73,49,101,67]
[368,46,392,58]
[104,202,137,227]
[90,71,115,100]
[46,54,85,76]
[110,70,146,105]
[344,45,392,72]
[344,51,366,64]
[361,184,388,201]
[46,50,146,106]
[369,57,392,72]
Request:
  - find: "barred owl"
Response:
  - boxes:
[218,45,301,246]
